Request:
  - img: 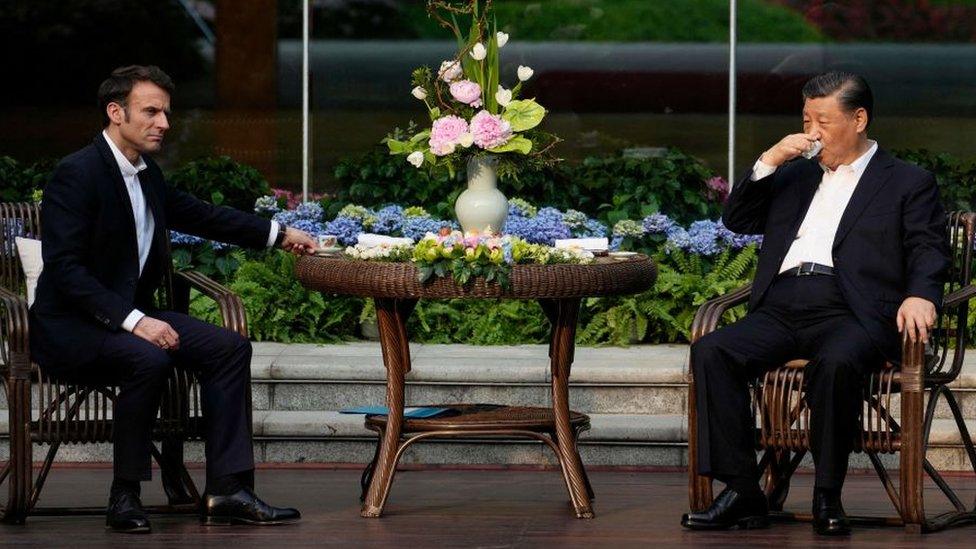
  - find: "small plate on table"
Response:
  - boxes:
[313,246,344,256]
[608,251,638,260]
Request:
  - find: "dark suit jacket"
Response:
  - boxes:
[724,148,950,362]
[29,133,272,371]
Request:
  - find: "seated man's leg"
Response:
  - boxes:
[801,315,883,491]
[153,311,254,488]
[691,309,796,491]
[95,333,175,483]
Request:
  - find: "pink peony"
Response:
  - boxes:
[469,110,513,149]
[429,115,469,156]
[449,80,483,108]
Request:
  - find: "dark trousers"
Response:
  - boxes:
[51,311,255,482]
[692,275,883,490]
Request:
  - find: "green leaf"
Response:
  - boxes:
[502,99,546,132]
[386,139,411,154]
[488,136,532,155]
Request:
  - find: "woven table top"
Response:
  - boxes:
[295,254,656,299]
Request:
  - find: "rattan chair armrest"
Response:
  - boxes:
[943,283,976,309]
[0,286,31,378]
[174,270,248,338]
[690,283,752,343]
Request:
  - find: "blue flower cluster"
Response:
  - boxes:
[323,216,363,246]
[504,203,606,245]
[170,230,231,251]
[661,217,762,255]
[372,205,405,235]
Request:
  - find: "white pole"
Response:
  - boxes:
[302,0,310,202]
[728,0,737,181]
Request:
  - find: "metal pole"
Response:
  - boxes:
[302,0,310,202]
[728,0,737,182]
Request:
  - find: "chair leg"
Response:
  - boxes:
[158,439,197,506]
[361,433,382,503]
[898,340,926,532]
[3,379,32,524]
[686,377,713,511]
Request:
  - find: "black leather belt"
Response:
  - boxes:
[779,262,835,277]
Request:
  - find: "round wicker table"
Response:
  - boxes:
[295,254,656,519]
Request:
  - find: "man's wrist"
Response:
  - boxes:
[274,224,288,248]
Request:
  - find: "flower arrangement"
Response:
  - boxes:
[410,229,593,287]
[384,0,560,181]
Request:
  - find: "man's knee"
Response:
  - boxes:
[129,346,173,381]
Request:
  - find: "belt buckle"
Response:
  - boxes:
[797,263,816,276]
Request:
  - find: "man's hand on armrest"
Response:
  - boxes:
[132,316,180,350]
[897,296,938,343]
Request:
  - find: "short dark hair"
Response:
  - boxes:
[97,65,175,127]
[801,71,874,128]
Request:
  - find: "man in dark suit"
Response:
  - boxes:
[681,72,949,535]
[30,65,317,533]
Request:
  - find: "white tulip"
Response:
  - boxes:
[438,60,462,82]
[496,31,509,48]
[470,42,487,61]
[495,87,513,107]
[458,132,474,148]
[517,65,534,81]
[407,151,424,168]
[411,86,427,100]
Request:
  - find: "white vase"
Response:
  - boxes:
[455,155,508,234]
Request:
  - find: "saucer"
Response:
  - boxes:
[313,246,344,256]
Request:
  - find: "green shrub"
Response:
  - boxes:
[0,156,55,202]
[167,156,271,213]
[894,149,976,213]
[401,0,822,43]
[222,251,362,343]
[332,146,722,226]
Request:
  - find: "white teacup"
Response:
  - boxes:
[317,234,338,249]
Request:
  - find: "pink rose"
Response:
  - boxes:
[469,110,513,149]
[449,80,483,108]
[429,115,469,156]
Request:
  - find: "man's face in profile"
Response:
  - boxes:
[802,93,867,170]
[112,81,171,154]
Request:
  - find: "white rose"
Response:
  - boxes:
[438,60,462,82]
[496,32,509,48]
[517,65,534,82]
[495,87,513,107]
[411,86,427,100]
[407,151,424,168]
[470,42,487,61]
[458,132,474,148]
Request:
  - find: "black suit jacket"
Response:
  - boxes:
[29,134,272,371]
[724,148,950,362]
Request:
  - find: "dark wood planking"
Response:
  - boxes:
[0,468,974,547]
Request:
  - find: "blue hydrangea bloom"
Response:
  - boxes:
[402,216,449,241]
[289,219,326,237]
[665,227,691,251]
[294,201,324,222]
[609,235,624,251]
[642,213,677,235]
[372,205,405,235]
[574,218,608,238]
[170,231,207,246]
[323,216,363,246]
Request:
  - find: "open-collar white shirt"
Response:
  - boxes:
[749,140,878,273]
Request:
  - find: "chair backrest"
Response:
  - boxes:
[0,202,41,296]
[929,211,976,383]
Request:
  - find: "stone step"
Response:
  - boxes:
[1,411,974,471]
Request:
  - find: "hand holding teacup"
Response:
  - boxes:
[760,131,822,167]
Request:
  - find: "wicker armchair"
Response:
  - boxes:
[0,202,251,523]
[687,211,976,533]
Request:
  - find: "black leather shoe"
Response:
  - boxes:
[812,490,851,536]
[106,491,151,534]
[681,488,769,530]
[202,487,301,526]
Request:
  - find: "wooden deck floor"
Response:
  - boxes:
[1,466,975,547]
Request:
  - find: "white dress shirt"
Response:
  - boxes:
[102,131,280,333]
[749,140,878,274]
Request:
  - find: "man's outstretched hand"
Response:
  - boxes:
[280,227,316,255]
[897,296,937,343]
[133,316,180,350]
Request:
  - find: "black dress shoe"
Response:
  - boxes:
[202,487,301,526]
[812,490,851,536]
[106,491,151,534]
[681,488,769,530]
